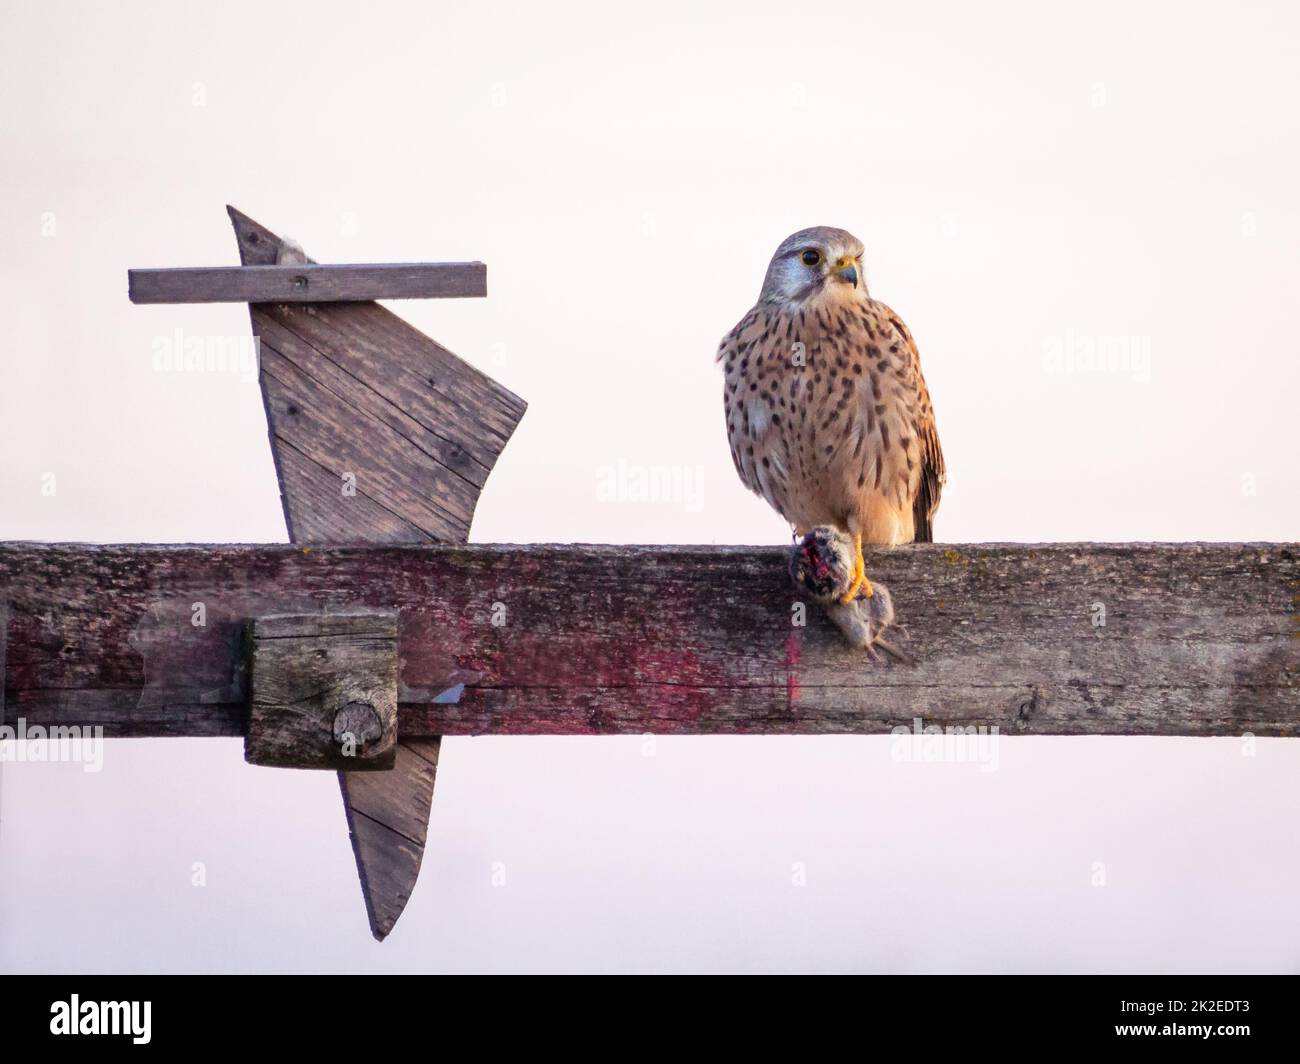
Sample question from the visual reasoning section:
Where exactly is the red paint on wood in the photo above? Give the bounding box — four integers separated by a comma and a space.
785, 629, 802, 711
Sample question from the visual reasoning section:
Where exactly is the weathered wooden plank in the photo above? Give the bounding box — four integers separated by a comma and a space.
253, 311, 489, 488
266, 441, 438, 545
246, 610, 400, 770
259, 345, 474, 538
256, 297, 524, 464
222, 206, 518, 939
127, 262, 487, 304
228, 209, 447, 942
1, 542, 1294, 738
339, 737, 441, 938
338, 737, 441, 844
227, 208, 525, 546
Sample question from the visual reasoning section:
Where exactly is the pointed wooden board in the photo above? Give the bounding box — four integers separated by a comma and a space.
228, 205, 525, 938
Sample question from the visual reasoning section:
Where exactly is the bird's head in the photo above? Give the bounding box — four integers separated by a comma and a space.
758, 227, 866, 306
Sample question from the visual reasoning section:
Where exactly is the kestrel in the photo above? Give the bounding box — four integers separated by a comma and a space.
720, 227, 944, 604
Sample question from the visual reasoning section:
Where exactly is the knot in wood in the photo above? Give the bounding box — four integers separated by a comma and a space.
334, 700, 383, 749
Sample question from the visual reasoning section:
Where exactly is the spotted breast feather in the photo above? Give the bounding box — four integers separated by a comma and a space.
720, 297, 943, 546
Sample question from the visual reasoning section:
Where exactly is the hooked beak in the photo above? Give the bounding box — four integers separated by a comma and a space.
833, 256, 859, 288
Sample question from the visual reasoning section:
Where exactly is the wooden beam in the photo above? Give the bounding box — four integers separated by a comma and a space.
2, 542, 1294, 738
223, 205, 520, 938
127, 262, 487, 304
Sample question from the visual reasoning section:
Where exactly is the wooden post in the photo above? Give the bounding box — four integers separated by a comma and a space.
226, 207, 526, 938
245, 610, 400, 770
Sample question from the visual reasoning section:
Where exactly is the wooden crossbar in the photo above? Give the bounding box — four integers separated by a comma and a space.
1, 541, 1294, 739
127, 262, 487, 304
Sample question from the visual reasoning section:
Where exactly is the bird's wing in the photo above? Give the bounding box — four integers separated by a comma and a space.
719, 310, 792, 519
879, 305, 945, 543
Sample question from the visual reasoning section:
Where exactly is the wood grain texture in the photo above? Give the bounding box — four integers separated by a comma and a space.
2, 541, 1294, 737
222, 206, 520, 939
127, 262, 487, 304
226, 207, 525, 545
246, 610, 399, 770
339, 736, 440, 939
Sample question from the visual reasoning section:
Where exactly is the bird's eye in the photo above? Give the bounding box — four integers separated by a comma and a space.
800, 249, 821, 266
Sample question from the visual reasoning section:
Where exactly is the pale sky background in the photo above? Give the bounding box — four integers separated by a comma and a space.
1, 0, 1297, 973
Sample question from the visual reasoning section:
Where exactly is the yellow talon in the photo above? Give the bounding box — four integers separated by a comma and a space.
839, 533, 874, 603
